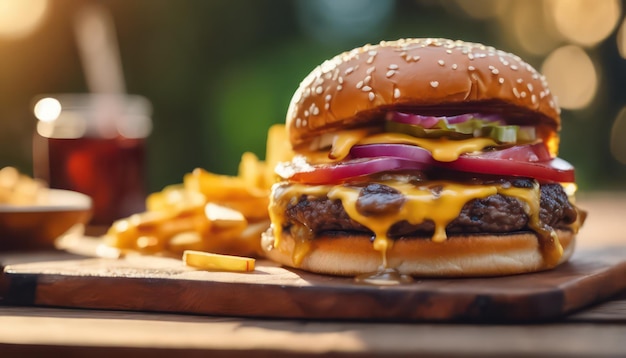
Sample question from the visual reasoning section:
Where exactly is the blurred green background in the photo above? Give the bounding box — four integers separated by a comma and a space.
1, 0, 625, 193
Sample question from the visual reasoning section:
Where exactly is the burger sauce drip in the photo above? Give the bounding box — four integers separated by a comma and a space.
499, 182, 563, 267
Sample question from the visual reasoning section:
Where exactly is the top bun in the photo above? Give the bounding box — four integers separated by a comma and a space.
286, 38, 560, 148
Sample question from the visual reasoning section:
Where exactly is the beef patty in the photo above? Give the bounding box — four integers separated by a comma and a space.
282, 179, 578, 239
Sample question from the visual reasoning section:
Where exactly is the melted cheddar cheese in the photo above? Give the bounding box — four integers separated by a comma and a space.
305, 130, 498, 163
357, 133, 497, 162
268, 180, 566, 269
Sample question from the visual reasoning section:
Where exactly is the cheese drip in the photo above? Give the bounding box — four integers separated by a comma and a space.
328, 182, 497, 267
268, 180, 567, 270
268, 184, 330, 265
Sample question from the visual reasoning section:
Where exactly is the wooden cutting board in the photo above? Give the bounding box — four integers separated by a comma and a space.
1, 245, 626, 322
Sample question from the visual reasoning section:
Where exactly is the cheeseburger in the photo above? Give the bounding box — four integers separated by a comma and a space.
262, 38, 585, 278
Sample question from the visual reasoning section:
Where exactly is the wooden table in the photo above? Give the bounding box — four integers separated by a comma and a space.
0, 192, 625, 357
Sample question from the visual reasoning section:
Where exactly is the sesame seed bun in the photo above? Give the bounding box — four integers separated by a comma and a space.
262, 229, 576, 277
286, 38, 560, 149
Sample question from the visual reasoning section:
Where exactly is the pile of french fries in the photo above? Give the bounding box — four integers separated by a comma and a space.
104, 124, 293, 261
0, 166, 48, 205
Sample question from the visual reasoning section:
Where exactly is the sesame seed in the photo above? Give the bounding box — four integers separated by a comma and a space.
356, 81, 364, 89
498, 77, 504, 84
468, 65, 475, 71
304, 110, 310, 117
366, 67, 376, 75
512, 87, 520, 98
386, 70, 396, 78
549, 100, 555, 108
345, 67, 355, 75
312, 106, 320, 116
539, 91, 545, 99
315, 86, 323, 95
520, 91, 527, 98
324, 103, 330, 110
527, 83, 534, 92
531, 94, 537, 104
338, 77, 344, 84
388, 64, 399, 70
325, 94, 332, 102
412, 55, 420, 61
446, 49, 452, 54
510, 65, 519, 71
302, 119, 308, 126
368, 92, 375, 101
451, 64, 458, 70
362, 85, 372, 92
394, 88, 401, 99
296, 118, 302, 128
516, 78, 524, 84
468, 53, 475, 60
368, 50, 377, 56
438, 60, 445, 66
336, 85, 343, 91
364, 75, 371, 84
491, 68, 499, 75
430, 81, 439, 88
366, 56, 374, 64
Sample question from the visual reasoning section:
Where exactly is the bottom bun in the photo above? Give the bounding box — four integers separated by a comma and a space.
261, 230, 576, 277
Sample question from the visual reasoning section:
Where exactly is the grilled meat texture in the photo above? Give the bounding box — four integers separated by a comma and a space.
282, 180, 578, 239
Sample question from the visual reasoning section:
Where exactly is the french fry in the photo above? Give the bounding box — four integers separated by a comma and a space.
146, 184, 206, 214
0, 166, 47, 205
238, 152, 266, 190
167, 231, 205, 253
0, 166, 20, 189
204, 203, 247, 229
183, 250, 255, 272
106, 209, 211, 253
184, 168, 266, 200
105, 124, 284, 258
263, 124, 294, 189
209, 197, 269, 221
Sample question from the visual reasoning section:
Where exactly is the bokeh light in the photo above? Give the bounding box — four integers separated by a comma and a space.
541, 45, 597, 110
33, 97, 61, 122
610, 107, 626, 165
0, 0, 49, 39
549, 0, 621, 47
501, 1, 563, 56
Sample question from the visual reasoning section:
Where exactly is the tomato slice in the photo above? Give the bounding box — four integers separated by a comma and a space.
441, 156, 575, 183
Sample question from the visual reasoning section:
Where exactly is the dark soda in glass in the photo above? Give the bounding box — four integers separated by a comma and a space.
33, 94, 152, 226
